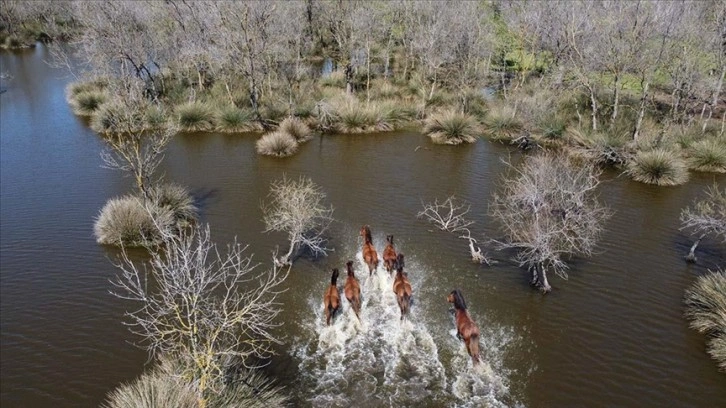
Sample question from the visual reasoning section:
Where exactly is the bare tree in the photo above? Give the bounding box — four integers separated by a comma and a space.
680, 184, 726, 263
262, 175, 334, 266
110, 224, 289, 407
418, 196, 492, 265
99, 89, 175, 200
490, 153, 611, 292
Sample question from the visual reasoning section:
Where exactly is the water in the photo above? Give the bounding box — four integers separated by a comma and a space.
2, 45, 725, 408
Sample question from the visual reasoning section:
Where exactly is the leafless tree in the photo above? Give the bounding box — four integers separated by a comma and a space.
418, 196, 492, 265
490, 153, 611, 292
99, 88, 175, 200
262, 175, 334, 267
110, 224, 289, 407
680, 184, 726, 263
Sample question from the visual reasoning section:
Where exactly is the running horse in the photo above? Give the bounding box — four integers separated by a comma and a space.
382, 235, 397, 275
360, 225, 379, 276
344, 261, 362, 320
323, 269, 341, 326
446, 289, 481, 365
392, 254, 412, 320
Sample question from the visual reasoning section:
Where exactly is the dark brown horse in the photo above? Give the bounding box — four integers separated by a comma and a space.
382, 235, 397, 275
392, 254, 412, 320
344, 261, 361, 320
323, 269, 340, 326
447, 289, 481, 365
360, 225, 379, 276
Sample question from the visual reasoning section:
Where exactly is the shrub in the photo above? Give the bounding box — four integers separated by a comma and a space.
687, 139, 726, 173
625, 148, 689, 186
684, 269, 726, 371
147, 183, 198, 224
279, 116, 312, 142
216, 106, 256, 133
482, 105, 523, 142
537, 114, 567, 142
90, 101, 146, 134
256, 131, 298, 157
102, 361, 197, 408
175, 102, 215, 132
373, 100, 417, 131
70, 91, 107, 116
94, 195, 174, 247
423, 110, 479, 145
336, 102, 376, 133
144, 106, 167, 130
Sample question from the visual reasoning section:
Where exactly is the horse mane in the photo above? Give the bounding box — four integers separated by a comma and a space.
387, 235, 394, 245
363, 225, 372, 244
395, 253, 405, 272
451, 289, 467, 310
346, 261, 354, 275
331, 268, 339, 285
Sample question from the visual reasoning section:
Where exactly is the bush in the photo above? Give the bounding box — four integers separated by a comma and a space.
423, 110, 479, 145
625, 148, 689, 186
537, 114, 567, 142
90, 101, 146, 134
687, 139, 726, 173
102, 361, 198, 408
336, 101, 376, 133
256, 131, 298, 157
482, 105, 523, 142
373, 101, 416, 132
147, 183, 198, 224
144, 106, 167, 130
279, 116, 312, 142
684, 270, 726, 371
70, 91, 107, 116
94, 195, 174, 247
175, 102, 215, 132
216, 106, 256, 133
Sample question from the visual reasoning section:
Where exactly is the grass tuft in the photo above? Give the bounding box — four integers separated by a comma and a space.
93, 195, 174, 247
175, 102, 215, 132
279, 116, 313, 142
216, 106, 257, 133
423, 110, 479, 145
687, 139, 726, 173
625, 148, 689, 186
256, 130, 298, 157
482, 105, 523, 142
70, 91, 107, 116
684, 269, 726, 371
148, 183, 198, 224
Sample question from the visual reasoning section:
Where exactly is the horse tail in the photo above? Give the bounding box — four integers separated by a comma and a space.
353, 296, 361, 320
400, 292, 410, 320
468, 333, 481, 365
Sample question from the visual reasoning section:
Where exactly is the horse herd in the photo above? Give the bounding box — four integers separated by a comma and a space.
322, 225, 481, 365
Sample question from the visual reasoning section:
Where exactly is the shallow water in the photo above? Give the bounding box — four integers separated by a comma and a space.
1, 45, 725, 407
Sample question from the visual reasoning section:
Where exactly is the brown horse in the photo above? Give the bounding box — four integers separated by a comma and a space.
392, 254, 412, 320
323, 269, 340, 326
447, 289, 481, 365
344, 261, 361, 320
382, 235, 397, 275
360, 225, 379, 276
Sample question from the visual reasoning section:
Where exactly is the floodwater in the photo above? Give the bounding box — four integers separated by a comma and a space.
1, 45, 725, 407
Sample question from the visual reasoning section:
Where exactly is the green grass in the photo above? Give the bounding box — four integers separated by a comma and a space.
684, 269, 726, 372
216, 106, 257, 132
71, 91, 107, 116
482, 105, 523, 142
256, 130, 299, 157
175, 102, 215, 132
423, 110, 479, 145
687, 139, 726, 173
144, 105, 167, 129
336, 102, 376, 133
625, 148, 689, 186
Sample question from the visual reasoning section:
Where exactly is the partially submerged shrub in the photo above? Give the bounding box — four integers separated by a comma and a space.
687, 139, 726, 173
90, 101, 145, 134
625, 148, 689, 186
175, 102, 215, 132
103, 360, 197, 408
94, 195, 174, 247
216, 106, 256, 133
256, 130, 298, 157
279, 116, 312, 142
70, 91, 107, 116
147, 183, 198, 224
482, 105, 523, 142
423, 110, 479, 145
684, 269, 726, 371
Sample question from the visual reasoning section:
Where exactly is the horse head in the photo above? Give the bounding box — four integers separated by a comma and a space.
386, 235, 394, 245
346, 261, 354, 276
447, 289, 467, 310
331, 268, 339, 285
395, 253, 405, 272
360, 225, 372, 244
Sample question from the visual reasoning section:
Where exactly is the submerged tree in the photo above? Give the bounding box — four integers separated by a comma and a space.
490, 152, 611, 292
262, 175, 334, 266
110, 224, 288, 407
680, 183, 726, 263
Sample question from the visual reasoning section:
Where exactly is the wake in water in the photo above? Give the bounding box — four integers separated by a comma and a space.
291, 235, 523, 407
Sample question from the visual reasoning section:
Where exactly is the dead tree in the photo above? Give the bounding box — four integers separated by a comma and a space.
680, 184, 726, 263
418, 196, 493, 265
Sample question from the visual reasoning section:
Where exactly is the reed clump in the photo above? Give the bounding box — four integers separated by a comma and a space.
684, 269, 726, 371
256, 130, 298, 157
625, 148, 689, 186
423, 110, 480, 145
175, 102, 215, 132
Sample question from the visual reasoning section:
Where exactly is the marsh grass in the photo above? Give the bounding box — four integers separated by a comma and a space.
103, 361, 197, 408
687, 139, 726, 173
175, 102, 215, 132
256, 130, 298, 157
423, 110, 479, 145
335, 101, 377, 133
684, 270, 726, 371
482, 105, 523, 142
216, 106, 258, 132
147, 183, 198, 224
93, 195, 174, 247
279, 116, 313, 142
71, 90, 107, 116
625, 148, 689, 186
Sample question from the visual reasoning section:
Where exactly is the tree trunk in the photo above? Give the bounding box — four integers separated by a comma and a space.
685, 234, 705, 263
703, 66, 725, 132
345, 63, 353, 95
366, 39, 371, 104
633, 80, 650, 141
588, 85, 598, 131
611, 72, 620, 125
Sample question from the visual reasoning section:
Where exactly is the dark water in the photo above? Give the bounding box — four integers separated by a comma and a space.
2, 45, 725, 407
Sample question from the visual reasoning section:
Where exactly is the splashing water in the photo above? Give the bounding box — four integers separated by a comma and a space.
291, 238, 524, 408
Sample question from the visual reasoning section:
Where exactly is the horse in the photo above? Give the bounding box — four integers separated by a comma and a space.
344, 261, 361, 320
323, 269, 340, 326
446, 289, 481, 365
392, 254, 412, 320
382, 235, 397, 275
360, 225, 379, 276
